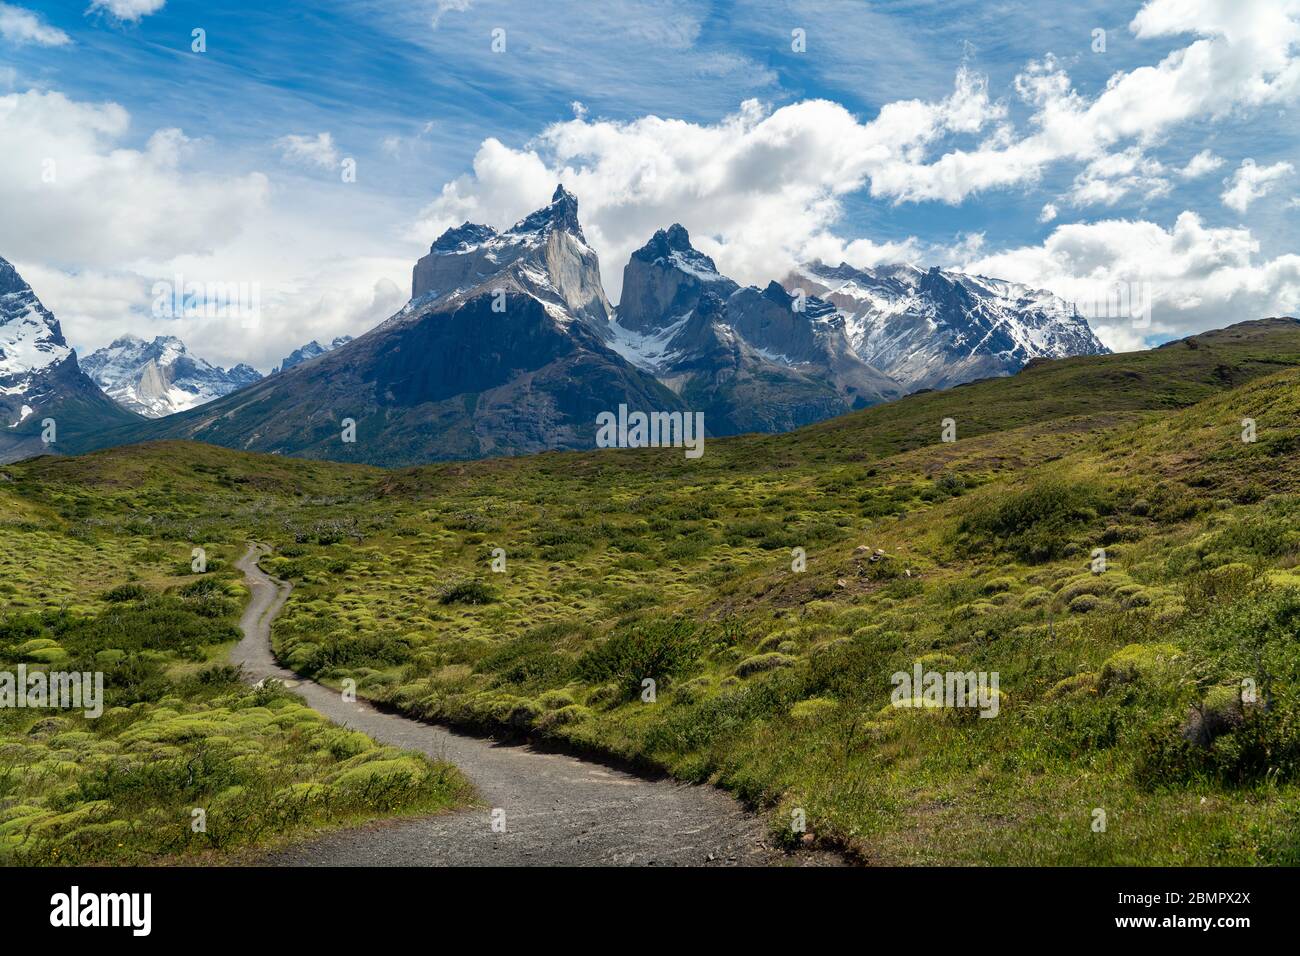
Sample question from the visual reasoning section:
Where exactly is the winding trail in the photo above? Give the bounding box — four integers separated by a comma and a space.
232, 543, 832, 866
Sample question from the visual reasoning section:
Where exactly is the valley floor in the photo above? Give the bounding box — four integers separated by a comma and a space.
234, 544, 830, 866
3, 319, 1300, 865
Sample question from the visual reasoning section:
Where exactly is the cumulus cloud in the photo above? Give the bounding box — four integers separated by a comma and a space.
860, 0, 1300, 204
1179, 149, 1225, 179
1038, 203, 1059, 223
274, 132, 340, 171
0, 88, 409, 372
1068, 148, 1169, 207
87, 0, 165, 23
0, 3, 70, 46
963, 212, 1300, 352
0, 89, 269, 268
414, 0, 1300, 298
412, 69, 1001, 300
1221, 158, 1294, 213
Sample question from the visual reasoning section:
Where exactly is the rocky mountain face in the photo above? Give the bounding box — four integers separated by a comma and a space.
0, 256, 141, 463
609, 225, 902, 430
91, 188, 681, 466
787, 261, 1109, 391
82, 335, 262, 418
410, 185, 612, 330
276, 336, 354, 373
81, 189, 1109, 467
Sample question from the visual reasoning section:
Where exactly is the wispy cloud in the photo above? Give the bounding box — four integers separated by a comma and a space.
87, 0, 166, 23
274, 132, 341, 171
1222, 158, 1294, 213
0, 3, 71, 46
431, 0, 472, 28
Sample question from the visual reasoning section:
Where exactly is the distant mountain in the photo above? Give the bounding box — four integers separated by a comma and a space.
78, 189, 1112, 467
82, 335, 262, 418
88, 187, 682, 466
611, 225, 903, 429
787, 261, 1108, 391
0, 256, 141, 464
276, 336, 353, 373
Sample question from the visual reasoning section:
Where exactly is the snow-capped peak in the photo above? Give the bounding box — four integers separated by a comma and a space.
82, 334, 262, 418
790, 260, 1108, 391
409, 185, 610, 329
1, 256, 73, 383
506, 184, 586, 242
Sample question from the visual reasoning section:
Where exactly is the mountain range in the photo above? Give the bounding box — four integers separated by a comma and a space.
275, 336, 354, 373
0, 256, 141, 464
81, 335, 262, 418
0, 188, 1108, 466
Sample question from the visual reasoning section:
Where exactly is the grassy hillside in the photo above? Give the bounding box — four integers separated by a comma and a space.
5, 317, 1300, 864
0, 484, 472, 865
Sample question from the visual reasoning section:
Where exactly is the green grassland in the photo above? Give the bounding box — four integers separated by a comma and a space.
0, 505, 472, 865
4, 317, 1300, 864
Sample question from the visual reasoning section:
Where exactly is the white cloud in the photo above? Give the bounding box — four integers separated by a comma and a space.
1221, 158, 1294, 213
963, 212, 1300, 351
274, 132, 340, 171
414, 0, 1300, 298
1038, 203, 1058, 223
0, 88, 413, 372
1068, 148, 1169, 207
1179, 149, 1225, 179
853, 0, 1300, 205
0, 89, 269, 268
411, 74, 999, 300
430, 0, 471, 28
0, 3, 70, 46
87, 0, 165, 23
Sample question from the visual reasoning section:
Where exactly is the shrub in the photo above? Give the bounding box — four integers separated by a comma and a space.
476, 638, 573, 689
735, 652, 797, 677
438, 580, 497, 605
956, 478, 1113, 563
577, 618, 705, 700
1097, 643, 1182, 694
101, 583, 148, 603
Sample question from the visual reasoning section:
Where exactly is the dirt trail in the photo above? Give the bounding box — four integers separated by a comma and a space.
232, 543, 833, 866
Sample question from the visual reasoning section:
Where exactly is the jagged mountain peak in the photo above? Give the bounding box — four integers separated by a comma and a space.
1, 257, 72, 380
506, 183, 586, 242
276, 335, 353, 373
1, 257, 138, 461
430, 222, 498, 255
0, 255, 34, 296
617, 225, 737, 335
410, 185, 610, 328
630, 223, 727, 281
635, 223, 693, 257
82, 333, 263, 418
792, 259, 1108, 391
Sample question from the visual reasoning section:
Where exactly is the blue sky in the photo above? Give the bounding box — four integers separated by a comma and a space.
2, 0, 1298, 367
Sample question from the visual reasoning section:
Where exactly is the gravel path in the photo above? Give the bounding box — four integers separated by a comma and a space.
232, 543, 836, 866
